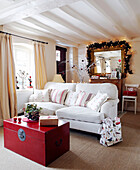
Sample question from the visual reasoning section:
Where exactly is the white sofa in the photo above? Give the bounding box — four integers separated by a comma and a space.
25, 82, 119, 134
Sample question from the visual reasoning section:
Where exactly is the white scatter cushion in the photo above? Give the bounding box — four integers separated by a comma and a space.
50, 89, 68, 104
29, 89, 50, 102
65, 91, 79, 106
34, 93, 43, 102
29, 94, 35, 102
87, 91, 109, 112
75, 91, 94, 107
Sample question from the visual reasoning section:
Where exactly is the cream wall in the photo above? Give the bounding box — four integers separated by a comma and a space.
125, 39, 140, 111
66, 47, 73, 83
66, 47, 72, 82
45, 40, 56, 81
78, 45, 89, 83
66, 45, 90, 83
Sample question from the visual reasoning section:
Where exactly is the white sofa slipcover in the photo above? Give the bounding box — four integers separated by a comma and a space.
56, 106, 104, 124
25, 82, 119, 134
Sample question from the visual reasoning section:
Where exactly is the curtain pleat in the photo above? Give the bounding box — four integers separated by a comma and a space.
34, 43, 47, 89
0, 34, 17, 125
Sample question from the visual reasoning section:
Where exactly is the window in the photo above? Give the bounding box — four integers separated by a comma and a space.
96, 57, 101, 73
56, 50, 60, 61
106, 60, 111, 73
13, 43, 34, 88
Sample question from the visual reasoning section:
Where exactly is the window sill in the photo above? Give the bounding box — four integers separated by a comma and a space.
16, 88, 34, 92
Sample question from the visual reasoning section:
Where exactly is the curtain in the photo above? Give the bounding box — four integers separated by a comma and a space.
0, 34, 17, 125
34, 42, 47, 89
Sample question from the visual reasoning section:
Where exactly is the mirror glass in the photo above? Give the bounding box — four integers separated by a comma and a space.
94, 50, 122, 73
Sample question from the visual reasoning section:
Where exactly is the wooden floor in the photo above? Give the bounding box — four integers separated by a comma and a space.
0, 112, 140, 170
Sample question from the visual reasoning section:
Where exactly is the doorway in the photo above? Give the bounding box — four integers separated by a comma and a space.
56, 46, 67, 82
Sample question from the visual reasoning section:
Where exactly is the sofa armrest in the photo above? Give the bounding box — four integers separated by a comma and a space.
100, 99, 119, 119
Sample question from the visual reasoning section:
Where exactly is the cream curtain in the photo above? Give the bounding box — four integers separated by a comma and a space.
0, 34, 17, 125
34, 42, 47, 89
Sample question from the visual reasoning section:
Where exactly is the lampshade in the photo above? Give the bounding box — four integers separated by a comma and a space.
52, 74, 64, 83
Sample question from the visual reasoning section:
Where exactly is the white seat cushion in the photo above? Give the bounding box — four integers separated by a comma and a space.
25, 102, 67, 115
56, 106, 104, 124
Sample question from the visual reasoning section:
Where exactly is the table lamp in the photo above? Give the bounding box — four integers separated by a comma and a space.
52, 74, 64, 83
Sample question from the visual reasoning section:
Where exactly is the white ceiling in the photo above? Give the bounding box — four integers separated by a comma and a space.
1, 0, 140, 46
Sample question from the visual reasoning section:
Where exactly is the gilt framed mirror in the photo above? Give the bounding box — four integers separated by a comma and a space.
90, 48, 125, 77
87, 40, 133, 78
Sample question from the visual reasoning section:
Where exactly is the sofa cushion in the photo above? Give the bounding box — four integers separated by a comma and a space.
56, 106, 104, 124
29, 89, 50, 102
25, 102, 67, 115
75, 91, 94, 107
50, 89, 68, 104
87, 91, 108, 112
65, 90, 79, 106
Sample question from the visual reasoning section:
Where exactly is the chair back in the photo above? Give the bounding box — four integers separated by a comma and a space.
125, 84, 139, 91
123, 84, 139, 96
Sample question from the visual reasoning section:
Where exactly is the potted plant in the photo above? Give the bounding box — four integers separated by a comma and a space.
25, 103, 42, 121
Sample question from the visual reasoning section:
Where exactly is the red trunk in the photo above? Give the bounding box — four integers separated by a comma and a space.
4, 119, 69, 166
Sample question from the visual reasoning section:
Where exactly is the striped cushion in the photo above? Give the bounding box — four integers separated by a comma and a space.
65, 91, 79, 106
50, 89, 68, 104
75, 91, 94, 107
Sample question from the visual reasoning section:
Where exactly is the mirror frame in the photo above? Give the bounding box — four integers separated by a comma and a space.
90, 47, 125, 76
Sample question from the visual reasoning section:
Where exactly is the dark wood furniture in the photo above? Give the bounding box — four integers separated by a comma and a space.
4, 118, 69, 166
56, 46, 67, 82
89, 79, 124, 110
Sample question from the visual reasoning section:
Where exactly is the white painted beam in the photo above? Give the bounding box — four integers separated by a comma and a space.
118, 0, 140, 33
5, 22, 79, 47
41, 12, 98, 41
84, 0, 132, 39
60, 5, 113, 39
0, 0, 81, 25
24, 17, 86, 44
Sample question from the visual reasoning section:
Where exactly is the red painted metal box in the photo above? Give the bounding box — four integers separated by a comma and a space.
4, 118, 69, 166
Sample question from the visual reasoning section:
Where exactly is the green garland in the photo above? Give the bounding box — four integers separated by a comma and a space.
87, 40, 133, 74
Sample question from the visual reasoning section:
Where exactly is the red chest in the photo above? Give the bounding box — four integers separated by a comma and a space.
4, 119, 69, 166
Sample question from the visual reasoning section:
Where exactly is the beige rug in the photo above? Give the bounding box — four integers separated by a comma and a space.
0, 112, 140, 170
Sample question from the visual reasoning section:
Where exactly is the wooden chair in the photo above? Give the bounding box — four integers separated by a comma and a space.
122, 84, 139, 114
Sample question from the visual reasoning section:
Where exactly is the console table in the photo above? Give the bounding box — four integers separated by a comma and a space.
89, 79, 124, 110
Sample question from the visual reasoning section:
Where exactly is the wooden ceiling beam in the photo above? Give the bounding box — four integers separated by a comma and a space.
84, 0, 132, 39
60, 5, 113, 39
0, 0, 81, 25
31, 14, 88, 42
5, 22, 79, 47
41, 12, 98, 41
118, 0, 140, 33
18, 17, 85, 44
